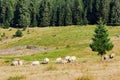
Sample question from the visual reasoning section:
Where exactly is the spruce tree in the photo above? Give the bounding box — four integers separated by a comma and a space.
29, 0, 37, 27
90, 20, 114, 59
13, 0, 30, 28
38, 0, 51, 27
64, 2, 72, 26
100, 0, 110, 24
72, 0, 83, 25
55, 7, 60, 26
108, 0, 120, 26
0, 0, 6, 26
13, 29, 23, 37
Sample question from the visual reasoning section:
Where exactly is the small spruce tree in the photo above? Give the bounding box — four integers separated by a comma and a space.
90, 20, 114, 60
14, 30, 23, 37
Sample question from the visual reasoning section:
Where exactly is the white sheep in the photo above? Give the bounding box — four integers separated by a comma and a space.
70, 56, 76, 61
11, 60, 18, 66
56, 57, 62, 63
109, 53, 115, 59
31, 61, 40, 65
61, 59, 68, 64
41, 58, 50, 64
65, 56, 72, 63
65, 56, 71, 60
103, 55, 109, 60
18, 60, 23, 66
44, 58, 49, 62
65, 56, 77, 63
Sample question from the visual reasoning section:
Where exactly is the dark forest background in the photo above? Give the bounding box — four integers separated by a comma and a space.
0, 0, 120, 28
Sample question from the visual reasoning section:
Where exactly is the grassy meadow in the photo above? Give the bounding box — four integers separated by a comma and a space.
0, 25, 120, 80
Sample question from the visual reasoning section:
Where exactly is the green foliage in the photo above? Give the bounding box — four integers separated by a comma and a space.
13, 30, 23, 37
29, 0, 37, 27
90, 20, 114, 56
38, 0, 51, 27
13, 0, 30, 28
108, 0, 120, 26
0, 0, 120, 27
8, 75, 25, 80
72, 0, 83, 25
1, 32, 6, 37
75, 76, 92, 80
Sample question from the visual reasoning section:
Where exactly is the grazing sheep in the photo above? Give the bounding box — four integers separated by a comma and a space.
18, 60, 23, 66
11, 60, 19, 66
44, 58, 49, 62
65, 56, 71, 63
61, 59, 68, 64
11, 58, 24, 66
41, 58, 49, 64
56, 57, 62, 63
65, 56, 77, 63
65, 56, 71, 60
31, 61, 40, 65
103, 55, 109, 60
109, 53, 115, 59
70, 56, 76, 61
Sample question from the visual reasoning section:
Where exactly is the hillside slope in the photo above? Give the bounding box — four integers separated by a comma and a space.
0, 25, 120, 60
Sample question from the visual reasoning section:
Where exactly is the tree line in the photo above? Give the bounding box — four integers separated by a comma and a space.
0, 0, 120, 28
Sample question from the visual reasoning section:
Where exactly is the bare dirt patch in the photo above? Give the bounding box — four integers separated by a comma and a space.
0, 45, 54, 55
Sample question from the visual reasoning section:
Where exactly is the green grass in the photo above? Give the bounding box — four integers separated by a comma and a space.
0, 26, 95, 48
0, 25, 120, 61
8, 75, 25, 80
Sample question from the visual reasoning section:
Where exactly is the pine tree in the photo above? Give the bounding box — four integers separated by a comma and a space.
72, 0, 83, 25
90, 20, 114, 59
4, 0, 14, 28
100, 0, 110, 24
13, 0, 30, 28
38, 0, 51, 27
91, 0, 101, 24
64, 2, 72, 26
0, 0, 6, 26
29, 0, 37, 27
82, 0, 93, 24
55, 6, 60, 26
108, 0, 120, 26
13, 29, 23, 37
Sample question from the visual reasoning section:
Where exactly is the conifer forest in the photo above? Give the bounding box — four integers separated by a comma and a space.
0, 0, 120, 28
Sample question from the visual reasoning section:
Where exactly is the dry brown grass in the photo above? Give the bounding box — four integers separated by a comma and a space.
0, 58, 120, 80
0, 26, 120, 80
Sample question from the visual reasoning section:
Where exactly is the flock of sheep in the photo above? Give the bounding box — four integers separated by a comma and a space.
11, 56, 77, 66
11, 53, 115, 66
103, 53, 115, 60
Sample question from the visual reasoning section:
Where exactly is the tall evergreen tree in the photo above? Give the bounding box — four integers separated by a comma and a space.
90, 20, 114, 59
4, 0, 14, 28
72, 0, 83, 25
13, 0, 30, 28
64, 1, 72, 26
108, 0, 120, 26
38, 0, 51, 27
82, 0, 93, 24
91, 0, 101, 24
55, 6, 60, 26
100, 0, 110, 24
29, 0, 37, 27
0, 0, 6, 26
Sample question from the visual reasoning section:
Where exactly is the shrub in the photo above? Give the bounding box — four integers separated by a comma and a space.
8, 75, 25, 80
75, 75, 95, 80
1, 32, 6, 37
9, 29, 12, 31
13, 30, 23, 37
